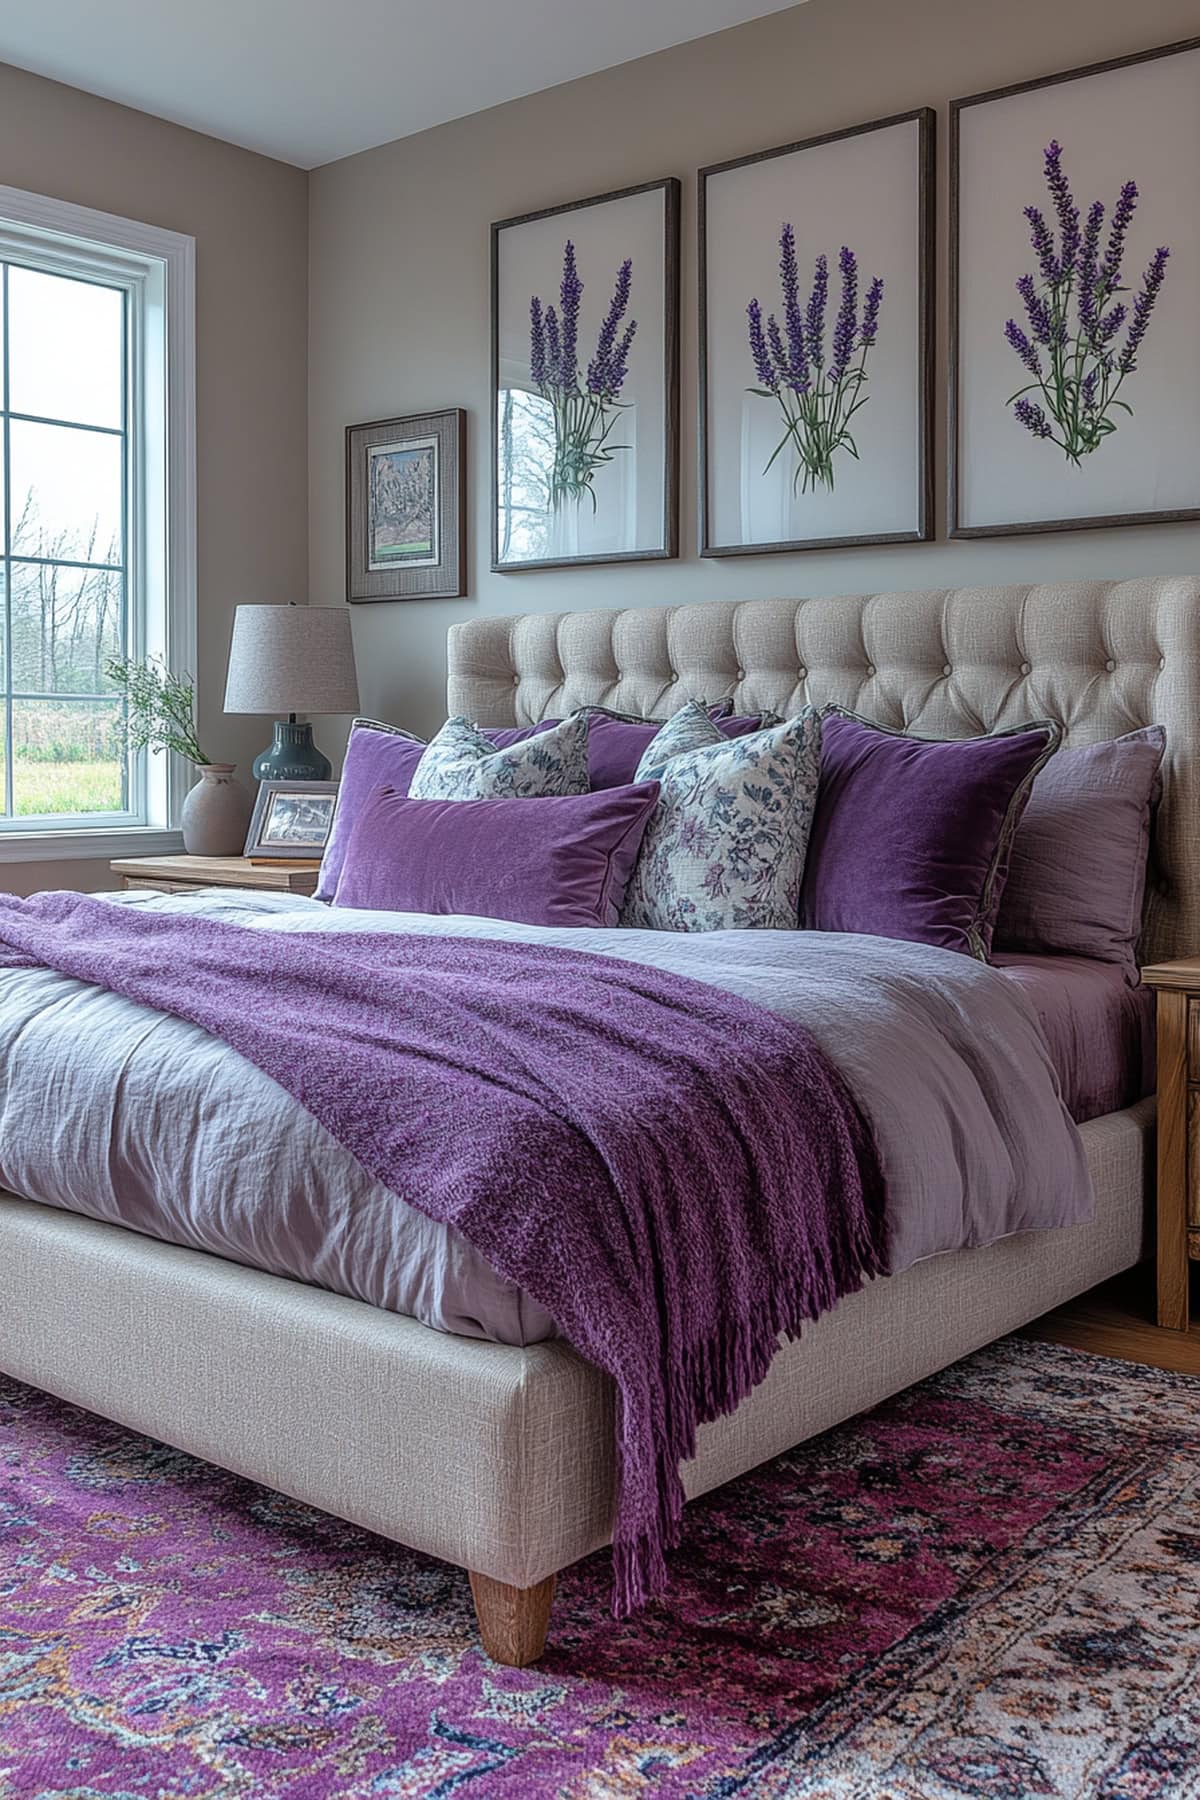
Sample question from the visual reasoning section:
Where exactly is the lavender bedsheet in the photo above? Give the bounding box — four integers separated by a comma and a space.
993, 951, 1155, 1123
0, 890, 1094, 1347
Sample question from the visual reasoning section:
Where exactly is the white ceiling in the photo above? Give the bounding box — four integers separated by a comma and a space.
0, 0, 808, 170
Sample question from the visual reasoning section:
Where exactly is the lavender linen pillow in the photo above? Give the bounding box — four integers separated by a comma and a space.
994, 724, 1165, 980
333, 782, 660, 927
800, 710, 1061, 960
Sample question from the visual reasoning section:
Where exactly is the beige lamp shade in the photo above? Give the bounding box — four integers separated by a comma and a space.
224, 604, 360, 716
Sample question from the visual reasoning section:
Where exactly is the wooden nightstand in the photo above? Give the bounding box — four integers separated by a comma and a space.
110, 854, 321, 897
1141, 955, 1200, 1331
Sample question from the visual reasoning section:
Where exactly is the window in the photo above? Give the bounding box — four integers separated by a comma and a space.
497, 383, 556, 564
0, 187, 194, 854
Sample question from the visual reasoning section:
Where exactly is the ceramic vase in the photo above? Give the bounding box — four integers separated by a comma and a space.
180, 763, 253, 857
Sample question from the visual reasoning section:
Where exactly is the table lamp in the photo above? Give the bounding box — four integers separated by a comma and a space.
224, 603, 360, 781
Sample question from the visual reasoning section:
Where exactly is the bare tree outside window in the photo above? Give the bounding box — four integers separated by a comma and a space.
1, 261, 129, 821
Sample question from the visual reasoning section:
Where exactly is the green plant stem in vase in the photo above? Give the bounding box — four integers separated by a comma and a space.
107, 656, 251, 855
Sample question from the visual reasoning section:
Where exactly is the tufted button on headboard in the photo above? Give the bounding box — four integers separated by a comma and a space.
447, 579, 1200, 964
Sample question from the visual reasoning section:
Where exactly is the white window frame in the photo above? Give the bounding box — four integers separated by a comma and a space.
0, 185, 195, 864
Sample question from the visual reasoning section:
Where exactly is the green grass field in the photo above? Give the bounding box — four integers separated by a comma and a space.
375, 539, 433, 562
4, 759, 124, 817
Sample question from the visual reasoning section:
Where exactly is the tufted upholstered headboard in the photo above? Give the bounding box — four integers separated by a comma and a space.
447, 579, 1200, 964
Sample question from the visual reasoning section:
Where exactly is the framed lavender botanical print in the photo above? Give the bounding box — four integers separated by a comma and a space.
700, 109, 934, 557
491, 178, 679, 571
951, 37, 1200, 536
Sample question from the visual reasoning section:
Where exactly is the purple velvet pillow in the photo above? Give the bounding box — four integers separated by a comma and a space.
317, 717, 565, 900
316, 720, 425, 901
993, 725, 1165, 981
318, 709, 773, 899
586, 710, 773, 790
800, 710, 1061, 960
333, 781, 660, 927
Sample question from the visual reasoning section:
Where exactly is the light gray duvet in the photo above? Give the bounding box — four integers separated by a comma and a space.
0, 888, 1094, 1345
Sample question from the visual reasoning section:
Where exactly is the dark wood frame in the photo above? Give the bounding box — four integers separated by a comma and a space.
243, 779, 339, 861
490, 177, 680, 573
346, 407, 467, 601
698, 108, 935, 558
949, 36, 1200, 539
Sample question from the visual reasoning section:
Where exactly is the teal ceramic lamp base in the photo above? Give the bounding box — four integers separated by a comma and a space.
252, 718, 332, 782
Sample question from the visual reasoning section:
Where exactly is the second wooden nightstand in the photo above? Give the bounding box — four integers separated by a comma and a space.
1141, 955, 1200, 1332
111, 854, 321, 897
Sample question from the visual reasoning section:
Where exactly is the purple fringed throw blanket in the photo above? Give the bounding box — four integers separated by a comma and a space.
0, 892, 887, 1612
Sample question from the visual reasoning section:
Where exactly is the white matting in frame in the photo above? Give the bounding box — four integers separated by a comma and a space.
700, 109, 933, 557
951, 37, 1200, 536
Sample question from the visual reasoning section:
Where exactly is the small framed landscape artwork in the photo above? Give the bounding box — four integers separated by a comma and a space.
951, 37, 1200, 536
700, 109, 934, 557
346, 408, 466, 600
244, 780, 339, 861
491, 177, 680, 571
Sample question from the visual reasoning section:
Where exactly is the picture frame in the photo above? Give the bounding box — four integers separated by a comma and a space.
491, 177, 680, 572
950, 37, 1200, 537
346, 408, 466, 601
699, 108, 934, 558
244, 779, 339, 861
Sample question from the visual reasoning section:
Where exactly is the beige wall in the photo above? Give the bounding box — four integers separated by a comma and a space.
0, 60, 308, 889
308, 0, 1200, 741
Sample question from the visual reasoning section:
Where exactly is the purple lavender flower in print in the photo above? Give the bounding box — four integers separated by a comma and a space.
1042, 141, 1080, 279
829, 246, 858, 383
528, 243, 638, 511
605, 320, 637, 398
766, 314, 790, 383
1014, 397, 1054, 439
745, 225, 884, 495
544, 306, 562, 385
1024, 206, 1060, 284
746, 299, 774, 390
805, 253, 829, 370
860, 275, 884, 348
1102, 181, 1138, 283
778, 223, 809, 388
1004, 318, 1042, 380
558, 240, 582, 392
1015, 273, 1055, 347
1119, 245, 1170, 374
529, 296, 547, 388
1095, 302, 1127, 346
586, 258, 633, 397
1076, 200, 1105, 338
1004, 140, 1169, 465
701, 862, 729, 900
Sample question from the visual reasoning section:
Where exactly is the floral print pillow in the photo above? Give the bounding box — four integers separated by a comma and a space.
621, 710, 823, 932
633, 699, 726, 783
409, 712, 590, 800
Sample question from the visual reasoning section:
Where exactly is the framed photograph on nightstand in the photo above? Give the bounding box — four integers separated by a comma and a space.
244, 780, 339, 860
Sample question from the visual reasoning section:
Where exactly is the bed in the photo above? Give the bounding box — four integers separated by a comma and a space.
1, 576, 1195, 1666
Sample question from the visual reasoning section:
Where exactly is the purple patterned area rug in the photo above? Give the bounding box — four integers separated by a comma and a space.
3, 1339, 1200, 1800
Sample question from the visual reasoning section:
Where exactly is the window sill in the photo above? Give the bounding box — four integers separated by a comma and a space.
0, 825, 185, 865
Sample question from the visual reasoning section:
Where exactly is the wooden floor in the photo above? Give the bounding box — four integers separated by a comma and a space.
1023, 1262, 1200, 1376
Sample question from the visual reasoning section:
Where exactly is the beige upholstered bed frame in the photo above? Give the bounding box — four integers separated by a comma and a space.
2, 578, 1195, 1664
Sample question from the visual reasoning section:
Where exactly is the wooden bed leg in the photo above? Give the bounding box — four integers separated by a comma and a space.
468, 1570, 556, 1666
